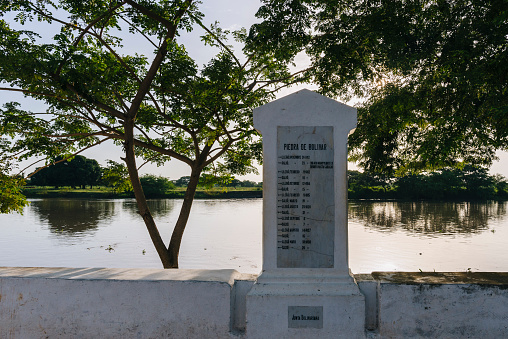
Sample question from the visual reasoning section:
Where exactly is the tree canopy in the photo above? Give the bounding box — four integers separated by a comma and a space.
30, 155, 101, 188
249, 0, 508, 175
139, 174, 175, 196
0, 0, 306, 267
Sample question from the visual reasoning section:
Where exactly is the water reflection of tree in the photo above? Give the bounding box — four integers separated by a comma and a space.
348, 201, 508, 236
31, 199, 116, 236
122, 199, 176, 219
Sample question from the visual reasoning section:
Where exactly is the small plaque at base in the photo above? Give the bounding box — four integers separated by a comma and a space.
288, 306, 323, 329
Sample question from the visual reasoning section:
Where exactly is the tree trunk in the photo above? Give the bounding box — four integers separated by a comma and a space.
123, 119, 172, 268
167, 166, 202, 268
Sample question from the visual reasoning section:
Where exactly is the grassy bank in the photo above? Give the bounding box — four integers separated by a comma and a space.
22, 186, 506, 201
22, 186, 263, 199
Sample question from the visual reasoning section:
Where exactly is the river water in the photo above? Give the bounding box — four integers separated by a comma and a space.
1, 198, 507, 274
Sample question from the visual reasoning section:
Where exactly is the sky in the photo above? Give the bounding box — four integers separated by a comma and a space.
1, 0, 507, 182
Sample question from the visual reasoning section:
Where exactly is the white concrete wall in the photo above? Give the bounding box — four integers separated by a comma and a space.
358, 272, 508, 338
0, 267, 255, 339
1, 268, 508, 338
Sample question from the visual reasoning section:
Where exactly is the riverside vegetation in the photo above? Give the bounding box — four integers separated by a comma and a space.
22, 155, 508, 201
24, 155, 262, 198
347, 165, 508, 200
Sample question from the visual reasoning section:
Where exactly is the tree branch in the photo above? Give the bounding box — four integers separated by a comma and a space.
256, 66, 314, 91
187, 12, 241, 68
0, 87, 83, 107
98, 131, 194, 166
117, 13, 158, 49
22, 136, 113, 177
55, 1, 127, 75
124, 0, 179, 30
204, 139, 235, 166
58, 79, 126, 120
126, 0, 194, 119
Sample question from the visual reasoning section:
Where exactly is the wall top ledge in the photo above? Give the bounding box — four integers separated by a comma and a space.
4, 268, 508, 286
0, 267, 257, 285
361, 271, 508, 285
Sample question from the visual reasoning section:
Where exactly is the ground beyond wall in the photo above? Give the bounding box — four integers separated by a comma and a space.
0, 267, 507, 338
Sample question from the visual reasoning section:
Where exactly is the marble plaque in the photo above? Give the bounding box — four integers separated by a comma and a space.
288, 306, 324, 329
276, 126, 334, 268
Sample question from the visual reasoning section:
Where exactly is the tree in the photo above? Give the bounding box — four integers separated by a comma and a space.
197, 173, 230, 188
0, 137, 29, 213
347, 170, 393, 199
226, 178, 241, 188
0, 1, 305, 268
140, 174, 175, 196
30, 155, 101, 188
0, 173, 27, 213
173, 176, 190, 188
101, 160, 132, 192
249, 0, 508, 175
29, 157, 67, 188
68, 155, 102, 188
493, 174, 508, 198
458, 165, 495, 199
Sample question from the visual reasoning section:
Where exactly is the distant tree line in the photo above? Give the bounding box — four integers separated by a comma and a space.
348, 165, 508, 200
28, 156, 261, 197
29, 156, 507, 200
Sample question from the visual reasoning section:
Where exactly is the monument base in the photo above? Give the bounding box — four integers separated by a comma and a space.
246, 270, 366, 339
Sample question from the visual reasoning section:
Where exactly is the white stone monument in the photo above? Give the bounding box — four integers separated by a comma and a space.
246, 89, 365, 338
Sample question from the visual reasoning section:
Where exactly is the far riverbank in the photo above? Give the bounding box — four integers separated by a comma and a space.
22, 187, 263, 199
21, 187, 508, 202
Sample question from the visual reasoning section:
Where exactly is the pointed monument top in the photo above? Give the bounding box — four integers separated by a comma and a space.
253, 89, 356, 134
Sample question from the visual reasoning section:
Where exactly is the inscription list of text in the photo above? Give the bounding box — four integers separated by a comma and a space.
276, 126, 335, 268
